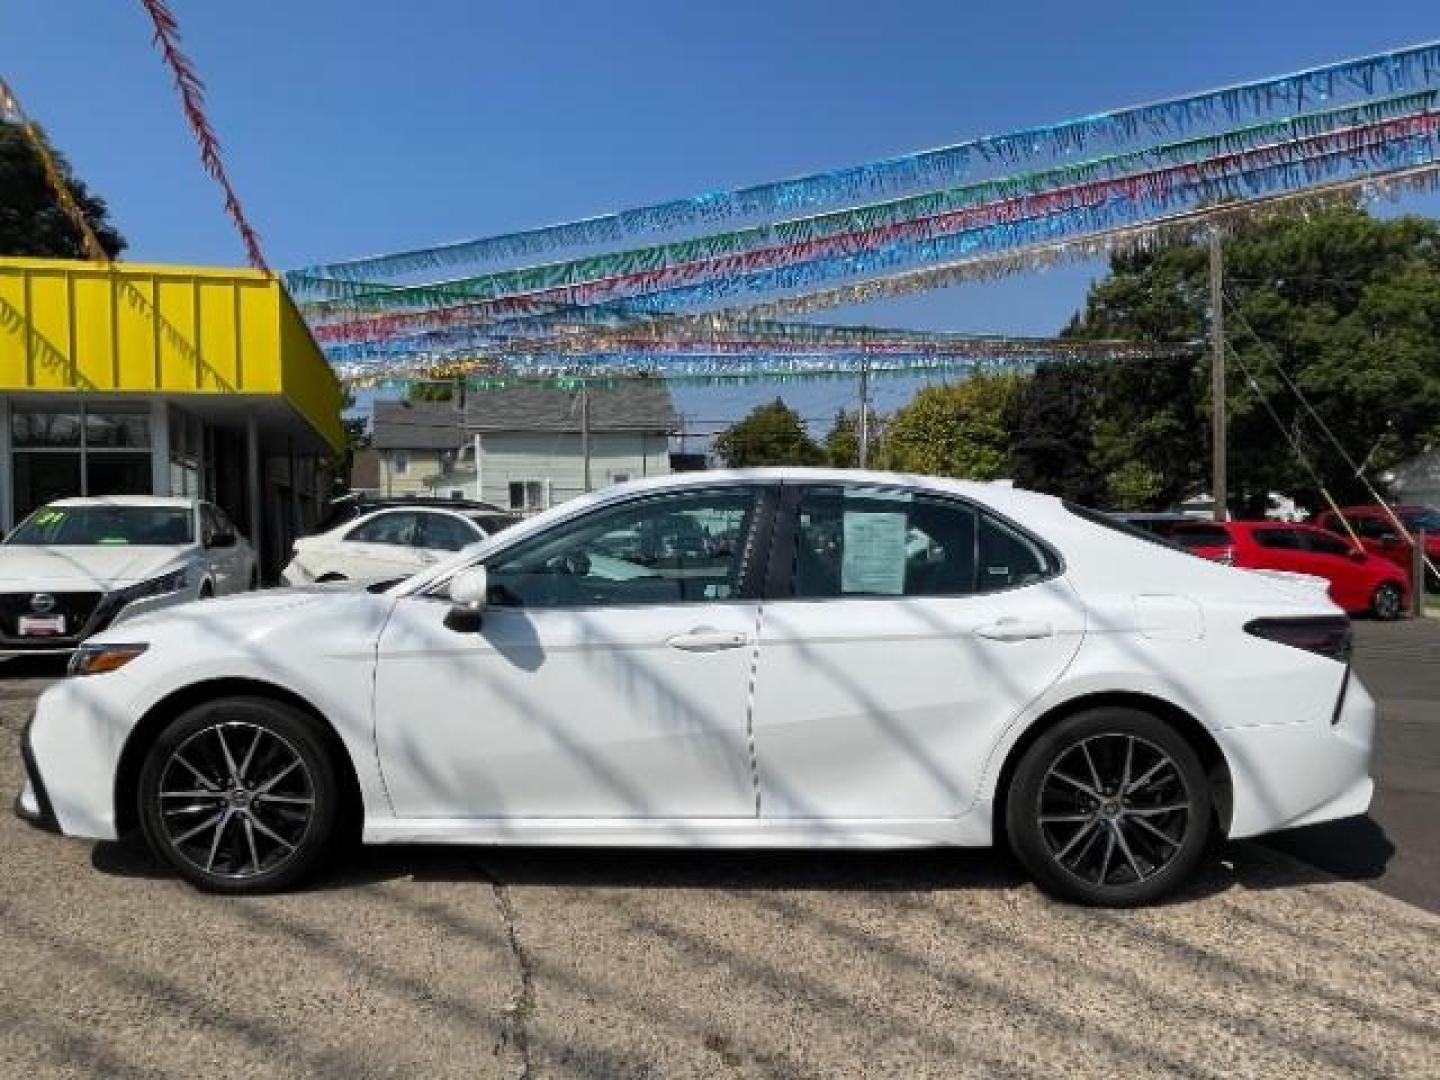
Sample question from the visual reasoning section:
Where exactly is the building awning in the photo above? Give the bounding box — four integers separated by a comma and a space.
0, 256, 343, 453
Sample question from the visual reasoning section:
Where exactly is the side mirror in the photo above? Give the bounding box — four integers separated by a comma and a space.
1349, 549, 1367, 562
444, 566, 488, 631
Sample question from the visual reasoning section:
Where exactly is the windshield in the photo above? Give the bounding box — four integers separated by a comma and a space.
1400, 509, 1440, 531
7, 504, 194, 546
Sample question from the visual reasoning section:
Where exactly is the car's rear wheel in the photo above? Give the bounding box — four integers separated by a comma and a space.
137, 697, 339, 894
1370, 582, 1404, 621
1005, 708, 1212, 907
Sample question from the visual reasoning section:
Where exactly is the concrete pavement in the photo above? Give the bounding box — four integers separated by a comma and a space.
1, 622, 1437, 1078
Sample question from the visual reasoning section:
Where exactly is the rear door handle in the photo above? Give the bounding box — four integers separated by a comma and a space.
975, 618, 1053, 642
666, 628, 749, 652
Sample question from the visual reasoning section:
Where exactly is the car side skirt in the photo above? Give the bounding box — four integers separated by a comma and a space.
362, 811, 994, 849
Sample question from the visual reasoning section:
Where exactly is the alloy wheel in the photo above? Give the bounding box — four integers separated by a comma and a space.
155, 721, 316, 880
1037, 734, 1192, 889
1372, 583, 1402, 621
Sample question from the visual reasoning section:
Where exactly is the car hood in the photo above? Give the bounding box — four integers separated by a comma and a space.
0, 545, 190, 590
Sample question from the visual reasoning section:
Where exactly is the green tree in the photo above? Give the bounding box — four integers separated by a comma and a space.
1005, 362, 1108, 503
1066, 206, 1440, 512
714, 398, 823, 467
0, 121, 126, 258
877, 372, 1024, 479
823, 407, 881, 467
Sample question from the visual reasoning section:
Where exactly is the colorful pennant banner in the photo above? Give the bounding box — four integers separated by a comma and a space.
291, 40, 1440, 285
298, 89, 1440, 316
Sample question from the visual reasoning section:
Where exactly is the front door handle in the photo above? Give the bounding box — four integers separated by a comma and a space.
666, 628, 749, 652
975, 618, 1053, 642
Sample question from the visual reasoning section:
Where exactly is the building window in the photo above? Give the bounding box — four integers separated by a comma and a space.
392, 452, 410, 476
11, 404, 152, 521
509, 480, 546, 511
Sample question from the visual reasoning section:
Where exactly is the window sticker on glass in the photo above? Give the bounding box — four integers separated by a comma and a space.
841, 511, 907, 595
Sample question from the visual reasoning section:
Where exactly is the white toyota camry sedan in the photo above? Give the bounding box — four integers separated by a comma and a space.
16, 470, 1374, 906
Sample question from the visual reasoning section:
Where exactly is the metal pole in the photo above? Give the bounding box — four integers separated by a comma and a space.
473, 433, 483, 502
580, 382, 592, 493
858, 357, 871, 469
1414, 529, 1428, 618
1209, 229, 1227, 522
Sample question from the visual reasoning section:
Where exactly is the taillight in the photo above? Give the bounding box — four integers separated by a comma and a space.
1244, 616, 1352, 662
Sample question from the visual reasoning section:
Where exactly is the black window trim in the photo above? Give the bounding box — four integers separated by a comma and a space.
764, 481, 1063, 604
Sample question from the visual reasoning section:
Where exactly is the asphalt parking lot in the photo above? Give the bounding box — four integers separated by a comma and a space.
1, 624, 1437, 1078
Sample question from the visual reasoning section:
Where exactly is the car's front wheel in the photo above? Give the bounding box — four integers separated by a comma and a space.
1005, 708, 1212, 907
137, 697, 340, 894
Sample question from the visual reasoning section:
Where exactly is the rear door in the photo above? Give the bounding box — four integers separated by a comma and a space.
748, 483, 1085, 820
338, 511, 427, 581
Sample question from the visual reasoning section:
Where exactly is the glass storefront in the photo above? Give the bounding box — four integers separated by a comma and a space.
10, 404, 153, 522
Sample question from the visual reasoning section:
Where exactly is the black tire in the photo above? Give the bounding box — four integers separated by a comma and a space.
198, 580, 214, 599
137, 696, 340, 894
1005, 707, 1213, 907
1370, 582, 1405, 621
248, 568, 261, 591
316, 572, 347, 583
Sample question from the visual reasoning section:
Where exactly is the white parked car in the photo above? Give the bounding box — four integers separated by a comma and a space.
281, 505, 520, 586
0, 496, 256, 655
18, 471, 1373, 906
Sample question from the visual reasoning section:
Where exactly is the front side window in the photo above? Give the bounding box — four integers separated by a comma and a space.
1302, 530, 1353, 556
346, 512, 420, 547
485, 488, 758, 609
1354, 517, 1396, 540
7, 504, 194, 546
789, 486, 1054, 599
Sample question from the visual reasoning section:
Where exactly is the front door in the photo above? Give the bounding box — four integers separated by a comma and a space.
373, 485, 768, 819
751, 484, 1085, 820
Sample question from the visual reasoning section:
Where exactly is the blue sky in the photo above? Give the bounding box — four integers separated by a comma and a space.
6, 1, 1439, 430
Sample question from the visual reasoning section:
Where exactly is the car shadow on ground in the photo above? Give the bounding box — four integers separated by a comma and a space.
89, 814, 1396, 907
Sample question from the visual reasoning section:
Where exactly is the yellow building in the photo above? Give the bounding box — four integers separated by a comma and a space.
0, 256, 344, 576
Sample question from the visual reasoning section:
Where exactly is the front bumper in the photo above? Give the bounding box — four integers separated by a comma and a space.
1218, 673, 1377, 838
15, 713, 60, 833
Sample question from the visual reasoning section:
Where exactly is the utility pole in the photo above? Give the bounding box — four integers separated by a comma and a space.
1208, 228, 1227, 522
580, 381, 592, 493
857, 356, 871, 469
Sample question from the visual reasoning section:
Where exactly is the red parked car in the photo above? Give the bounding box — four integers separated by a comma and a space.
1313, 504, 1440, 587
1170, 520, 1410, 620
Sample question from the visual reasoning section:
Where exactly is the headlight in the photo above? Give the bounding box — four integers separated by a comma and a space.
89, 568, 191, 632
69, 643, 148, 676
126, 567, 190, 600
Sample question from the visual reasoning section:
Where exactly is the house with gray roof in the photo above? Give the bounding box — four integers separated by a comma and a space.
370, 383, 677, 510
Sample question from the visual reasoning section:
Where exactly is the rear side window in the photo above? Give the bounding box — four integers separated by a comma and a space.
417, 513, 480, 552
789, 487, 1055, 599
1252, 529, 1301, 550
1171, 525, 1232, 549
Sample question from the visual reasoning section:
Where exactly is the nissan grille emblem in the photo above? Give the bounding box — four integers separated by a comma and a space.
29, 593, 56, 614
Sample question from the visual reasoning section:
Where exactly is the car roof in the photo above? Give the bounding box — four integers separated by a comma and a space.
46, 495, 198, 509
